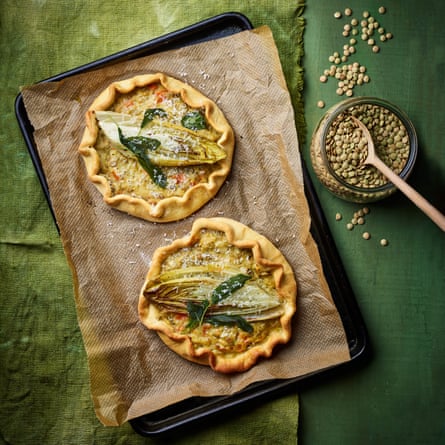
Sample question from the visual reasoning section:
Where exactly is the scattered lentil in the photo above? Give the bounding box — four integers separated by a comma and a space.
317, 100, 326, 108
380, 238, 389, 246
340, 207, 372, 232
362, 232, 371, 240
319, 7, 394, 98
378, 6, 386, 14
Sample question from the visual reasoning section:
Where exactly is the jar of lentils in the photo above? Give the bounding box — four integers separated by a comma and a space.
310, 97, 418, 203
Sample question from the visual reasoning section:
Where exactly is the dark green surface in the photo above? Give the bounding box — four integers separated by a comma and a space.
0, 1, 302, 444
1, 0, 445, 444
301, 1, 445, 443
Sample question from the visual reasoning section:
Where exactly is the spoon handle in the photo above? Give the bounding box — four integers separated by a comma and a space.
371, 156, 445, 232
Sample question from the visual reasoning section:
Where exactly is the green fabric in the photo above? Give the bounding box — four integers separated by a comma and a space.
0, 1, 303, 444
301, 1, 445, 444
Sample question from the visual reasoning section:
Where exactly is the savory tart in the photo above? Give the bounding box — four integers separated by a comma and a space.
138, 217, 297, 373
78, 73, 235, 222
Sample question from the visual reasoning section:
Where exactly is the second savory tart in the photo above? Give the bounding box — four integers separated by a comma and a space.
138, 217, 297, 373
78, 73, 235, 222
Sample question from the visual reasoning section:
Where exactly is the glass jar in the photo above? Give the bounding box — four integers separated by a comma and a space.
310, 97, 418, 203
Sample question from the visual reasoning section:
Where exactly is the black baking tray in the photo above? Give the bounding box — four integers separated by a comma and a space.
15, 12, 369, 437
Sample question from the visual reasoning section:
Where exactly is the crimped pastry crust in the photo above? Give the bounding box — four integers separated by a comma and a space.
138, 217, 297, 373
78, 73, 235, 222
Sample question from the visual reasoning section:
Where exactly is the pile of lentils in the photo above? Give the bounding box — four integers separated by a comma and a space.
325, 103, 410, 189
317, 6, 393, 107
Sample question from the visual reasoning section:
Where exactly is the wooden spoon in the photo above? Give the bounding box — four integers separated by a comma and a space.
350, 116, 445, 232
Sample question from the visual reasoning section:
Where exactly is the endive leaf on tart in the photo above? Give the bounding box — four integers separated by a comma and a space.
78, 73, 235, 223
95, 110, 227, 167
144, 266, 284, 322
138, 217, 297, 374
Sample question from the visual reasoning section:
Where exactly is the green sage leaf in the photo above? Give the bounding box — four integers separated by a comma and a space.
206, 314, 254, 333
118, 127, 167, 188
141, 108, 167, 128
181, 111, 206, 130
210, 274, 251, 305
186, 300, 209, 330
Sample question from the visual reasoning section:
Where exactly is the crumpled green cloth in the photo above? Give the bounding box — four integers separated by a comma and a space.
0, 1, 304, 444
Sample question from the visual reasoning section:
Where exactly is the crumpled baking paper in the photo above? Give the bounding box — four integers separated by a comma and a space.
21, 26, 350, 426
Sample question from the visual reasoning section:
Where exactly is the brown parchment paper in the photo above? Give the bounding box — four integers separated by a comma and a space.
21, 26, 351, 426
